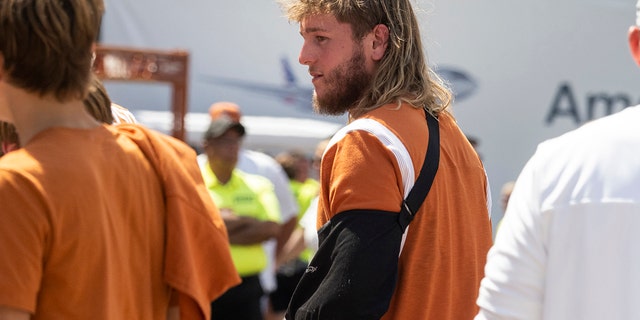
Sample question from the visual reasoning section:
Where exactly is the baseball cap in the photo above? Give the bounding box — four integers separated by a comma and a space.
209, 101, 242, 122
204, 116, 246, 141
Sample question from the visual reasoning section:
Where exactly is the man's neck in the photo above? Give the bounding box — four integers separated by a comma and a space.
209, 162, 234, 185
4, 85, 100, 146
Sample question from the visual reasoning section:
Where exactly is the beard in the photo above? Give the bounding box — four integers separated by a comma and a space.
312, 45, 372, 116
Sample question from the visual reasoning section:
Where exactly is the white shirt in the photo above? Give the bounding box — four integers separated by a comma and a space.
237, 149, 298, 292
476, 106, 640, 320
299, 196, 319, 253
110, 103, 138, 124
237, 149, 298, 221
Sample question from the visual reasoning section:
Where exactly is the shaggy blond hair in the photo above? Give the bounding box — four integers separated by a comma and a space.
0, 0, 104, 101
279, 0, 451, 117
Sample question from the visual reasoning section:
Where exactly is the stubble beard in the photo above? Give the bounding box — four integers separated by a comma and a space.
312, 45, 371, 116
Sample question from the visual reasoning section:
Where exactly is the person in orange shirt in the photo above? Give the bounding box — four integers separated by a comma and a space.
0, 0, 239, 319
279, 0, 493, 319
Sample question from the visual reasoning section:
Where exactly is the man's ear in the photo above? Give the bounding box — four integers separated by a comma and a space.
0, 53, 4, 81
1, 141, 18, 154
628, 26, 640, 67
371, 24, 389, 61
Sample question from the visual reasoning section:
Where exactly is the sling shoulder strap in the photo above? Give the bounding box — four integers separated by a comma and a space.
397, 111, 439, 230
327, 110, 440, 232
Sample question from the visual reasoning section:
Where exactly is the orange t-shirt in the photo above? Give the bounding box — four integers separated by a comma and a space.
0, 124, 238, 319
317, 104, 493, 319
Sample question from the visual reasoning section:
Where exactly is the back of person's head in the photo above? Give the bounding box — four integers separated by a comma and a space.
279, 0, 451, 116
83, 74, 113, 124
0, 0, 104, 101
276, 150, 310, 181
500, 181, 516, 213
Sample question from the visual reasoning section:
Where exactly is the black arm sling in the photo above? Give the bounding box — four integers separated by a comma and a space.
286, 111, 440, 320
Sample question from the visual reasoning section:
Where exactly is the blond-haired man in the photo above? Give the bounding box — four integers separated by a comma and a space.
280, 0, 493, 319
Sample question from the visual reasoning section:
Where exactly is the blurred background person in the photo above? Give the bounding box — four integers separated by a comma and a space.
266, 149, 321, 320
500, 181, 515, 213
197, 101, 299, 311
201, 115, 282, 320
274, 139, 330, 271
276, 150, 320, 223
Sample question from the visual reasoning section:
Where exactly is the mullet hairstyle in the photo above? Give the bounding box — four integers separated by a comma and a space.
0, 0, 104, 102
280, 0, 452, 117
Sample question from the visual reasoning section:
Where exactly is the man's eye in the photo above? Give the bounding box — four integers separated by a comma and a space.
316, 36, 328, 42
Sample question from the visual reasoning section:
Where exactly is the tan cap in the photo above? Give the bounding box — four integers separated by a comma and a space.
204, 116, 246, 141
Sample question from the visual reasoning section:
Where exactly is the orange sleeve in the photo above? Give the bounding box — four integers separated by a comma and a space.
319, 130, 405, 224
0, 168, 48, 313
117, 125, 240, 319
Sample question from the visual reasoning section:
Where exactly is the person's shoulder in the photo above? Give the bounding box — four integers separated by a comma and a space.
334, 103, 424, 149
241, 149, 278, 164
363, 102, 425, 121
114, 124, 197, 159
303, 178, 320, 188
239, 148, 285, 177
110, 103, 138, 124
0, 150, 32, 174
115, 124, 191, 147
541, 105, 640, 150
0, 150, 43, 195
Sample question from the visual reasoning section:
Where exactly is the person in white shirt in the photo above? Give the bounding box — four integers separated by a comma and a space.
475, 4, 640, 319
111, 103, 138, 124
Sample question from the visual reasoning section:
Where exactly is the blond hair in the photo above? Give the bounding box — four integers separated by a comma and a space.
0, 0, 104, 101
279, 0, 452, 117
